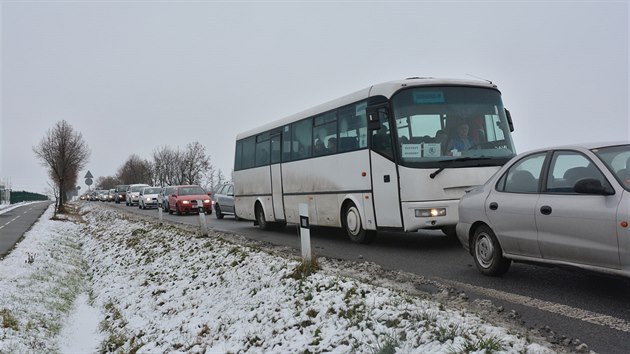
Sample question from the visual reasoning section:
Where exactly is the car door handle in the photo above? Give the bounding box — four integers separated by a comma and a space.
489, 202, 498, 210
384, 175, 390, 183
540, 205, 552, 215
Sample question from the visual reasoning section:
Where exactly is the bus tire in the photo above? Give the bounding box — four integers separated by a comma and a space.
343, 203, 376, 244
255, 203, 271, 230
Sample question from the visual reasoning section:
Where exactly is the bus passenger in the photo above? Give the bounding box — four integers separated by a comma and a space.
447, 123, 473, 152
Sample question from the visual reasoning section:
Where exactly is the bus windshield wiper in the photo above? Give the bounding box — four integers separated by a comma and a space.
429, 157, 492, 179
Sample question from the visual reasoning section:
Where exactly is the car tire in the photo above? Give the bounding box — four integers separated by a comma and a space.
343, 202, 376, 244
176, 204, 182, 215
215, 204, 224, 219
255, 203, 271, 230
472, 225, 511, 276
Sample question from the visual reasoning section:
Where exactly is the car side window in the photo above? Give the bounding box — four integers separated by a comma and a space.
545, 151, 609, 194
497, 152, 546, 193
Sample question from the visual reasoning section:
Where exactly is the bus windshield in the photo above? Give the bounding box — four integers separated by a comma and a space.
391, 86, 516, 168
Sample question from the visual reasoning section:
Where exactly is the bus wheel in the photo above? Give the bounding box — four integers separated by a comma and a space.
255, 203, 271, 230
344, 203, 375, 244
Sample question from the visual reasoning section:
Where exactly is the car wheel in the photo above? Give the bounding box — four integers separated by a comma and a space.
215, 204, 224, 219
343, 202, 376, 244
255, 203, 271, 230
472, 225, 511, 276
176, 204, 182, 215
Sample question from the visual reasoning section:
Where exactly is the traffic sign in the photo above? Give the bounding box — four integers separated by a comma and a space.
85, 178, 93, 186
84, 171, 94, 179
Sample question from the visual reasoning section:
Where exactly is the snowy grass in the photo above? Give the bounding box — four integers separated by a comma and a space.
0, 203, 557, 353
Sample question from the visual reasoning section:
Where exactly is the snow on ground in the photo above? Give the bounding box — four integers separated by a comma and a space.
0, 202, 560, 353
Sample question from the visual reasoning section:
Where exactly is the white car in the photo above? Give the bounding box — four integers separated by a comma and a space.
126, 184, 150, 206
139, 187, 161, 209
457, 142, 630, 278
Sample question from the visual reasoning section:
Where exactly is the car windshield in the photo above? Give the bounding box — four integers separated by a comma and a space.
592, 144, 630, 191
179, 187, 206, 195
131, 185, 146, 192
144, 188, 161, 194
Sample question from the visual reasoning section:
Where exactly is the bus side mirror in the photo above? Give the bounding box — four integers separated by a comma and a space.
505, 108, 514, 132
366, 106, 381, 130
367, 105, 389, 130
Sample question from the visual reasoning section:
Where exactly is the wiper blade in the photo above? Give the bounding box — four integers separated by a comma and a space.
429, 157, 492, 179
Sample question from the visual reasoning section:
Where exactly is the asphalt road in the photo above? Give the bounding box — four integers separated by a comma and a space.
108, 202, 630, 353
0, 201, 53, 257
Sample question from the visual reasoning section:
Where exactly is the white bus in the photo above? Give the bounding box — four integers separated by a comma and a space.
234, 78, 516, 243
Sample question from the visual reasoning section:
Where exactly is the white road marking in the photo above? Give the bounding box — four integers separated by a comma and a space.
444, 279, 630, 333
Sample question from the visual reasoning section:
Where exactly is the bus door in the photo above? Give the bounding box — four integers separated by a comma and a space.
368, 105, 403, 228
270, 131, 285, 220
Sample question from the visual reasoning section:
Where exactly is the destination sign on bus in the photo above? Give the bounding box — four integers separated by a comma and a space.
412, 91, 445, 104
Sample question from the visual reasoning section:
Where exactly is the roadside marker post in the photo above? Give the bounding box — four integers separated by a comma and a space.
197, 200, 208, 236
158, 203, 163, 225
298, 203, 312, 262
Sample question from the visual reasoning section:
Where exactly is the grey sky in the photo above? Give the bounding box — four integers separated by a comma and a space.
1, 0, 628, 193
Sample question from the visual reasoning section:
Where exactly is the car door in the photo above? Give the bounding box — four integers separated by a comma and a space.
485, 152, 547, 258
536, 150, 621, 269
225, 184, 235, 214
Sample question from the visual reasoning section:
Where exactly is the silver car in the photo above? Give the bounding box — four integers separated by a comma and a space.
213, 182, 237, 219
139, 187, 161, 209
457, 142, 630, 278
126, 184, 150, 206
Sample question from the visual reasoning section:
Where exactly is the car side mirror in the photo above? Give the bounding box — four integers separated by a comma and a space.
574, 178, 614, 195
207, 192, 212, 197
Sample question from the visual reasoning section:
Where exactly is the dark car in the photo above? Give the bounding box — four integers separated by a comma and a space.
114, 185, 129, 204
168, 185, 213, 215
214, 182, 237, 219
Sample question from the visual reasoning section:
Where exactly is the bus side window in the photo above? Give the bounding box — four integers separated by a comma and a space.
282, 125, 292, 162
338, 101, 367, 151
370, 108, 394, 160
292, 118, 312, 160
270, 133, 281, 164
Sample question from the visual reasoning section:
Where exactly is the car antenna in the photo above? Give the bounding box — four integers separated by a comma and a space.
465, 73, 492, 84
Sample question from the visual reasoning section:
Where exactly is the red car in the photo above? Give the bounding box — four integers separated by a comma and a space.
167, 185, 213, 215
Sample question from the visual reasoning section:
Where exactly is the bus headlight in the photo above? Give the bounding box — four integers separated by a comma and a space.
415, 208, 446, 217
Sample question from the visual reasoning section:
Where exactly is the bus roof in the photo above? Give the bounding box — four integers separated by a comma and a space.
236, 77, 499, 140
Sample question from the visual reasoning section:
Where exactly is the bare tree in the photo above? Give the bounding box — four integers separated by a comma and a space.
95, 176, 120, 190
152, 145, 182, 186
33, 120, 90, 213
116, 154, 152, 185
181, 141, 211, 185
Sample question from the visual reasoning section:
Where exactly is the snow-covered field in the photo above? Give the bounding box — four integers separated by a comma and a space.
0, 202, 562, 353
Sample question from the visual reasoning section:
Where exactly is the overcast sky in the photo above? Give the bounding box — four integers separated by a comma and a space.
1, 0, 628, 193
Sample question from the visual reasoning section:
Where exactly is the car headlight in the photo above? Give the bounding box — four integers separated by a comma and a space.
203, 199, 211, 203
182, 200, 190, 204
